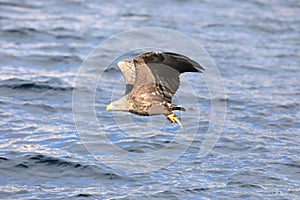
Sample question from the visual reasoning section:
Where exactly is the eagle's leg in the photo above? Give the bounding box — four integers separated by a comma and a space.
166, 113, 183, 128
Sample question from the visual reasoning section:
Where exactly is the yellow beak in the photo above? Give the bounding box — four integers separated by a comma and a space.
106, 104, 112, 111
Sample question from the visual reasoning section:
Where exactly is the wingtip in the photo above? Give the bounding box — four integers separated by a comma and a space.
192, 61, 205, 72
198, 64, 205, 72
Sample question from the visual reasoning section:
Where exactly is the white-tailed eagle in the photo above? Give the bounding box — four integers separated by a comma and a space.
106, 51, 204, 128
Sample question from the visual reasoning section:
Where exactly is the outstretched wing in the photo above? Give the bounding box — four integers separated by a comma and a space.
132, 51, 204, 99
117, 59, 135, 94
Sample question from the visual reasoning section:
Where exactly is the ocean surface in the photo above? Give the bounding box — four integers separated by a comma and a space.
1, 0, 300, 199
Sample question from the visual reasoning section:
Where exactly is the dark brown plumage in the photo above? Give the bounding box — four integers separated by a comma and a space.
106, 51, 204, 128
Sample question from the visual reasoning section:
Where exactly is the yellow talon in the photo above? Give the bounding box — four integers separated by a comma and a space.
166, 113, 183, 128
167, 113, 177, 123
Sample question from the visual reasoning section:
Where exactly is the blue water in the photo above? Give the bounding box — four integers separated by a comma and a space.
1, 0, 300, 199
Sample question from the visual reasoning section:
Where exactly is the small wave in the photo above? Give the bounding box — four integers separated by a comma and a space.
3, 28, 39, 36
25, 154, 120, 176
7, 154, 120, 178
27, 154, 81, 167
2, 27, 51, 41
0, 1, 40, 9
75, 193, 94, 198
185, 187, 210, 193
0, 157, 9, 161
0, 78, 73, 92
277, 103, 299, 109
0, 153, 126, 184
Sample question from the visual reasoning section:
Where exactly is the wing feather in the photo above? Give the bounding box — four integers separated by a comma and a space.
117, 59, 135, 94
132, 52, 204, 96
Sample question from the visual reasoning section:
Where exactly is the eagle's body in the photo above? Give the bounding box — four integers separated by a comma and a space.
106, 51, 204, 128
